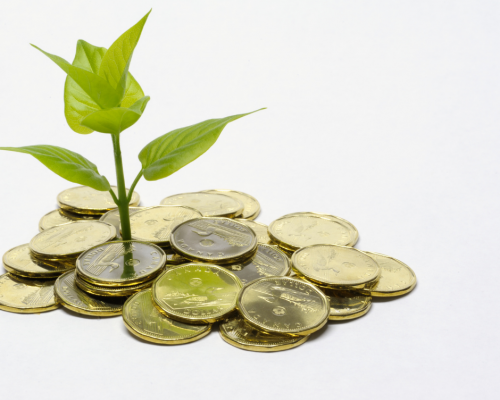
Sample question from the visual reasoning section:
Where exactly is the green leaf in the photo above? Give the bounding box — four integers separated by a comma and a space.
139, 108, 265, 181
80, 96, 150, 134
0, 145, 110, 191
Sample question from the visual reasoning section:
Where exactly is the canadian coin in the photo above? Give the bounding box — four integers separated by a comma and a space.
170, 217, 258, 264
99, 207, 145, 238
0, 273, 58, 314
74, 272, 150, 297
58, 208, 100, 220
321, 288, 372, 320
152, 263, 243, 324
38, 210, 74, 231
165, 252, 189, 265
203, 189, 260, 219
220, 316, 308, 352
237, 276, 329, 336
123, 289, 212, 344
160, 192, 243, 218
235, 219, 272, 244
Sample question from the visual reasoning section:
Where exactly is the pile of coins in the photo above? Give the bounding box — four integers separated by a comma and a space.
0, 186, 416, 351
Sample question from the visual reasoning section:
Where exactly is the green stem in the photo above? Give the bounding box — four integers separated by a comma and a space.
111, 134, 132, 241
127, 169, 143, 203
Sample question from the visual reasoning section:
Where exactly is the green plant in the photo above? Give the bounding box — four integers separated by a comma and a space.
0, 10, 263, 240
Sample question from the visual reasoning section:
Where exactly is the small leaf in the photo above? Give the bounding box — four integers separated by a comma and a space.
0, 145, 110, 191
139, 109, 264, 181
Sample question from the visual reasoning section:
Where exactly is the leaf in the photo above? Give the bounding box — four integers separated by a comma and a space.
80, 96, 150, 134
139, 108, 265, 181
0, 145, 110, 191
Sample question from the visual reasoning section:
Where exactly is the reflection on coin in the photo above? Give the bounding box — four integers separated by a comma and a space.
123, 289, 212, 344
74, 273, 150, 297
220, 316, 308, 352
235, 219, 272, 244
362, 252, 417, 297
170, 217, 258, 264
160, 192, 243, 218
321, 288, 372, 320
130, 206, 202, 246
99, 207, 145, 238
152, 263, 243, 324
55, 271, 123, 316
203, 190, 260, 219
38, 210, 74, 231
0, 273, 58, 314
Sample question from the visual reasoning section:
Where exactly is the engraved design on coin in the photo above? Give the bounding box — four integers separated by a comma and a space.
160, 192, 243, 218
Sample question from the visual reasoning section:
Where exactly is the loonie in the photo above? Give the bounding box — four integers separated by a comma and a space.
160, 192, 243, 218
235, 219, 272, 245
165, 252, 189, 265
38, 210, 74, 231
58, 208, 100, 221
123, 289, 212, 344
203, 189, 260, 220
321, 288, 372, 320
74, 272, 151, 297
99, 207, 145, 238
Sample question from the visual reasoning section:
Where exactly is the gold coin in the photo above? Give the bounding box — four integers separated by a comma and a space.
237, 276, 329, 336
29, 220, 117, 260
57, 185, 140, 215
160, 192, 243, 218
74, 272, 150, 297
165, 252, 189, 265
152, 263, 243, 324
321, 288, 372, 320
227, 244, 291, 285
58, 208, 100, 220
170, 217, 258, 264
38, 210, 74, 231
0, 273, 58, 314
99, 207, 145, 238
55, 271, 123, 316
292, 245, 380, 289
203, 189, 260, 219
129, 205, 203, 246
235, 219, 272, 244
76, 240, 166, 287
123, 289, 212, 344
269, 212, 359, 251
220, 316, 308, 352
362, 251, 417, 297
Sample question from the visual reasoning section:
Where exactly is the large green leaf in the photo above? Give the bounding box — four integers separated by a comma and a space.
0, 145, 110, 191
139, 109, 264, 181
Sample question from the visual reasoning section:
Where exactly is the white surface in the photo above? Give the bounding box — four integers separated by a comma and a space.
0, 1, 498, 399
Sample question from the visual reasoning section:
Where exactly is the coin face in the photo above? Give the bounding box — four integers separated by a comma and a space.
123, 289, 212, 344
38, 210, 74, 231
130, 206, 203, 246
76, 241, 166, 287
29, 221, 117, 259
152, 263, 243, 324
321, 288, 372, 320
220, 316, 308, 352
292, 245, 380, 288
235, 219, 272, 245
55, 271, 123, 316
74, 272, 151, 297
269, 213, 359, 251
203, 190, 260, 219
228, 244, 291, 285
363, 252, 417, 297
160, 192, 243, 218
170, 217, 258, 264
99, 207, 144, 238
0, 273, 58, 313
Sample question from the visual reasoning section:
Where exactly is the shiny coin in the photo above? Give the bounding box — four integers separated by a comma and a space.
203, 189, 260, 219
235, 219, 272, 244
38, 210, 74, 231
321, 288, 372, 320
74, 272, 151, 297
58, 208, 101, 220
99, 207, 145, 238
55, 271, 123, 316
123, 289, 211, 344
160, 192, 243, 218
152, 263, 243, 324
0, 273, 58, 314
220, 316, 308, 352
170, 217, 258, 265
237, 276, 329, 336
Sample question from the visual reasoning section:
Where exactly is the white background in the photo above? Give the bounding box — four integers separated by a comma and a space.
0, 1, 497, 399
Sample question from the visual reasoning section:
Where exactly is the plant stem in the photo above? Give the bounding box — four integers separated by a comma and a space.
111, 134, 132, 241
127, 169, 143, 203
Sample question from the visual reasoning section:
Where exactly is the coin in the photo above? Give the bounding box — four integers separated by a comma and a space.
269, 212, 359, 251
74, 272, 150, 297
362, 251, 417, 297
0, 273, 58, 314
292, 245, 380, 289
321, 288, 372, 320
58, 208, 100, 220
129, 205, 202, 246
29, 220, 117, 260
152, 263, 243, 324
99, 207, 145, 238
123, 289, 212, 344
170, 217, 258, 264
227, 244, 291, 285
160, 192, 243, 218
57, 185, 140, 215
38, 210, 74, 231
220, 316, 308, 352
203, 190, 260, 219
235, 219, 272, 245
76, 240, 166, 287
55, 271, 123, 316
237, 276, 329, 336
165, 252, 189, 265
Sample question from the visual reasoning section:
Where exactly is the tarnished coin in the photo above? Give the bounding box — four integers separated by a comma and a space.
235, 219, 272, 245
203, 190, 260, 219
269, 212, 359, 251
170, 217, 258, 264
362, 252, 417, 297
227, 244, 291, 285
123, 289, 212, 344
130, 206, 202, 246
220, 316, 308, 352
99, 207, 145, 238
0, 273, 58, 314
152, 263, 243, 324
292, 245, 380, 289
237, 276, 329, 336
321, 288, 372, 320
74, 272, 151, 297
55, 271, 123, 316
57, 185, 140, 215
38, 210, 74, 231
160, 192, 243, 218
